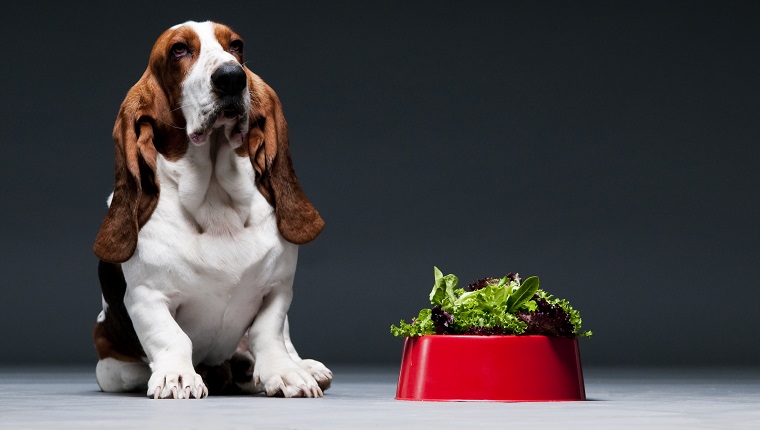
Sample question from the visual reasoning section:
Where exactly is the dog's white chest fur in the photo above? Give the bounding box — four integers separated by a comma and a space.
122, 132, 296, 366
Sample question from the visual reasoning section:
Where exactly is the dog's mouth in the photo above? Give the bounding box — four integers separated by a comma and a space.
214, 97, 246, 122
222, 108, 241, 119
189, 99, 248, 146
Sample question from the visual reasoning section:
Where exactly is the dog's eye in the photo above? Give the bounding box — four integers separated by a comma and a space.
171, 42, 189, 59
229, 40, 244, 55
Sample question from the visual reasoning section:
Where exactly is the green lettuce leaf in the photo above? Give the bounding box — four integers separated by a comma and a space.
429, 266, 458, 308
390, 308, 435, 337
506, 276, 539, 312
391, 267, 590, 338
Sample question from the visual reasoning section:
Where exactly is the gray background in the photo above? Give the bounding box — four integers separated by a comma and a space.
1, 1, 758, 368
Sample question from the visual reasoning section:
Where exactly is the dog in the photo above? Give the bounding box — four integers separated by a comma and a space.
92, 20, 332, 399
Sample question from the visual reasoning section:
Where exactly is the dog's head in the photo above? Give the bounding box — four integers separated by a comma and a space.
94, 21, 324, 263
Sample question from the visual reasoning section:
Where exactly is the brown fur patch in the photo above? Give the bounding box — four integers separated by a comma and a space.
212, 22, 245, 65
245, 72, 325, 244
93, 261, 145, 362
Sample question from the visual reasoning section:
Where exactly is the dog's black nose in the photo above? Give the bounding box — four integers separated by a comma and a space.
211, 63, 247, 96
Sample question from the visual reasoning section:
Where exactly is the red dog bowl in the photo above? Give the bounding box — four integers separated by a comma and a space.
395, 335, 585, 402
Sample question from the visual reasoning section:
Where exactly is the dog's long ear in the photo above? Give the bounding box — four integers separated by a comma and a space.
94, 72, 162, 263
246, 71, 324, 244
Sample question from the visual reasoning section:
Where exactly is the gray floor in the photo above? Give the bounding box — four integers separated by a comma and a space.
1, 366, 758, 429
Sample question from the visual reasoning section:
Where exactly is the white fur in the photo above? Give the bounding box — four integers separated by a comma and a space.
96, 358, 152, 393
181, 21, 249, 147
97, 295, 108, 322
96, 21, 331, 399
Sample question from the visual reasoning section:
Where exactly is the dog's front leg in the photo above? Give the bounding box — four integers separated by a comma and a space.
283, 316, 333, 390
248, 286, 323, 398
125, 284, 208, 399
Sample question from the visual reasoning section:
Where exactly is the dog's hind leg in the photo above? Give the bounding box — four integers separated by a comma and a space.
95, 358, 151, 393
94, 261, 152, 393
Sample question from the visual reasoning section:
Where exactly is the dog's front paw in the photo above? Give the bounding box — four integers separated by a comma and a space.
297, 359, 333, 391
147, 368, 208, 399
254, 361, 323, 398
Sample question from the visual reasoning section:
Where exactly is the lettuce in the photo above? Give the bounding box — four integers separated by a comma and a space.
390, 267, 592, 338
390, 308, 434, 337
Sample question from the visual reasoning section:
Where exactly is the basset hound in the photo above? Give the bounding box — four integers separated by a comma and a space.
92, 20, 332, 399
